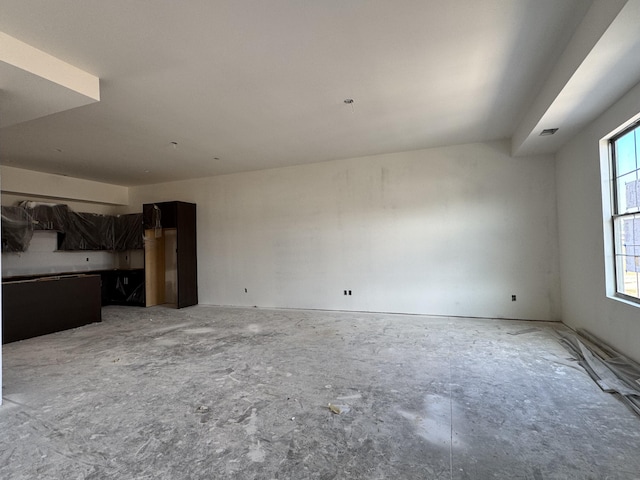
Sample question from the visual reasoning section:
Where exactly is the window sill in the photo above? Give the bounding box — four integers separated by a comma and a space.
608, 293, 640, 308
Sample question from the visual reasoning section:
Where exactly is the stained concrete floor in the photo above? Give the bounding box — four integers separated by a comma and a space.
1, 306, 639, 480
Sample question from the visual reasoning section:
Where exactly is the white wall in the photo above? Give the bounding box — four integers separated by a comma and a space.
556, 80, 640, 363
129, 140, 561, 320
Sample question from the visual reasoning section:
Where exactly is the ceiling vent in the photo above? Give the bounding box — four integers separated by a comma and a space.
540, 128, 559, 136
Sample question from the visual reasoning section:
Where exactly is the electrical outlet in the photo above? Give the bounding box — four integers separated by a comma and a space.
343, 290, 347, 295
348, 290, 352, 296
244, 288, 248, 293
511, 294, 516, 301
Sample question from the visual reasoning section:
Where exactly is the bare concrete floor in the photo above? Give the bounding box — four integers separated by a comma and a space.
1, 306, 639, 479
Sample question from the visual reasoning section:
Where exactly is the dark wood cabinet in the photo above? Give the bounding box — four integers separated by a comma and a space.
57, 212, 143, 251
101, 269, 145, 306
144, 202, 176, 230
1, 206, 33, 252
143, 201, 197, 308
3, 204, 143, 252
114, 213, 144, 250
175, 203, 198, 308
2, 274, 102, 344
58, 212, 114, 251
30, 204, 68, 231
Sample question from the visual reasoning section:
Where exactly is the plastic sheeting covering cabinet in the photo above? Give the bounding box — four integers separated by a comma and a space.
114, 214, 144, 250
58, 212, 114, 250
22, 202, 69, 231
57, 212, 143, 251
1, 206, 34, 252
0, 201, 144, 252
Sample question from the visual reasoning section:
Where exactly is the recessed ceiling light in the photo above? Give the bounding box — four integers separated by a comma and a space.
344, 98, 355, 112
540, 128, 559, 136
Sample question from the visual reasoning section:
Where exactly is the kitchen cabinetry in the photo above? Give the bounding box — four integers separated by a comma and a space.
30, 204, 68, 231
114, 213, 144, 250
101, 269, 145, 306
1, 206, 32, 252
143, 201, 197, 308
2, 274, 102, 344
58, 212, 114, 251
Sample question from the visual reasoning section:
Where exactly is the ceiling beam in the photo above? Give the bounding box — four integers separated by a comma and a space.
0, 31, 100, 129
1, 166, 129, 206
511, 0, 640, 156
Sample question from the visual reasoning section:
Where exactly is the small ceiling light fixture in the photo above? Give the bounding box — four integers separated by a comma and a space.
344, 98, 355, 113
539, 128, 559, 136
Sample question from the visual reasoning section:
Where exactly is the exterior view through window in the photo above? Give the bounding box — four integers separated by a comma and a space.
611, 121, 640, 301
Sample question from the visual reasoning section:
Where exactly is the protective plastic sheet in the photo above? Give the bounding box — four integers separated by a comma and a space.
19, 201, 69, 231
115, 274, 145, 304
559, 329, 640, 417
59, 212, 114, 250
2, 202, 143, 252
114, 214, 144, 250
1, 206, 34, 252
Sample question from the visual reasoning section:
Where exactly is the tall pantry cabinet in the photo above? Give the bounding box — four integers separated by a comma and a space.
143, 201, 198, 308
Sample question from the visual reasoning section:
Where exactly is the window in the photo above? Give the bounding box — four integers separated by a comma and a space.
611, 121, 640, 301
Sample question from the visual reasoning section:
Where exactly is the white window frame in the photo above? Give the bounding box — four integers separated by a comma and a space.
608, 119, 640, 304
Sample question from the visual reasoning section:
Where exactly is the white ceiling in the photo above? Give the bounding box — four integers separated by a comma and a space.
1, 0, 639, 187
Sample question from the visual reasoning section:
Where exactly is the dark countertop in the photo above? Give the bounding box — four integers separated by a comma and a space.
2, 268, 144, 283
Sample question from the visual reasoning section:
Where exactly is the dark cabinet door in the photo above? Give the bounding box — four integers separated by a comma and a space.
176, 202, 198, 308
58, 212, 114, 250
143, 202, 176, 229
1, 206, 33, 252
101, 270, 145, 306
31, 204, 69, 231
114, 213, 143, 250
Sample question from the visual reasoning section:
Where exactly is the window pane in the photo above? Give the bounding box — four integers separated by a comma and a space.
614, 216, 626, 253
616, 215, 640, 254
616, 171, 638, 214
637, 129, 640, 172
616, 255, 640, 297
615, 129, 637, 176
624, 217, 635, 256
614, 214, 640, 299
611, 124, 640, 301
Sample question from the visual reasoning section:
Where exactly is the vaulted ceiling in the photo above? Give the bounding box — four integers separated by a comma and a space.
1, 1, 640, 186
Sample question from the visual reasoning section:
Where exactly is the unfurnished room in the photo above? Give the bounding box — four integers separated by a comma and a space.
1, 1, 640, 479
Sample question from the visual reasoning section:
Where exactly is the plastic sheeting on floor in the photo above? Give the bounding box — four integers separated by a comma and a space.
559, 329, 640, 417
